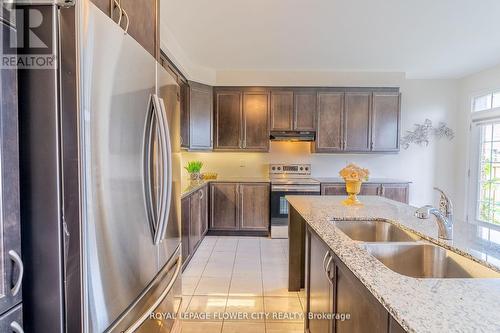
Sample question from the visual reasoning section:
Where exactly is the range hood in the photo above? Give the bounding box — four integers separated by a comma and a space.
270, 131, 316, 142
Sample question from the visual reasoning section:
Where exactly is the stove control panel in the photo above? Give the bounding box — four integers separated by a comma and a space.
269, 164, 311, 175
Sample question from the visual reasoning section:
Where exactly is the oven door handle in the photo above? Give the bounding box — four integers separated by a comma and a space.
271, 185, 320, 192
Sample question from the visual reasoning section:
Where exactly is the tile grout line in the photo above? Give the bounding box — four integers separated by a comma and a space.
220, 237, 239, 333
259, 237, 268, 333
183, 237, 218, 313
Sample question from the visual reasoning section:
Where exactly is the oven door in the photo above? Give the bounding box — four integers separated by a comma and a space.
270, 185, 320, 238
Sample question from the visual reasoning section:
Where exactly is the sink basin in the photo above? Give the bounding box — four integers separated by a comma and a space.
362, 243, 500, 278
334, 220, 420, 242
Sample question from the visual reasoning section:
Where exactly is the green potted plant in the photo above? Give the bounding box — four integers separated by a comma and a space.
184, 161, 203, 182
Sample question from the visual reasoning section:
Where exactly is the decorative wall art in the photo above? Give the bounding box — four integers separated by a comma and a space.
401, 119, 454, 149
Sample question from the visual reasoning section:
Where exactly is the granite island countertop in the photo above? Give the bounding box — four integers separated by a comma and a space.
286, 195, 500, 333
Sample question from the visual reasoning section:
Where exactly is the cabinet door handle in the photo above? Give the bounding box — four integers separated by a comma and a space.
199, 189, 204, 200
121, 8, 130, 34
10, 322, 24, 333
324, 254, 334, 284
322, 251, 329, 274
9, 250, 23, 297
111, 0, 122, 26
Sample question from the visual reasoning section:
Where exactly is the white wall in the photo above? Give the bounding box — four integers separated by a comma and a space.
182, 73, 459, 208
454, 63, 500, 220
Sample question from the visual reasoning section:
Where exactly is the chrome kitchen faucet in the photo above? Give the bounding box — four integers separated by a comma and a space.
415, 187, 454, 240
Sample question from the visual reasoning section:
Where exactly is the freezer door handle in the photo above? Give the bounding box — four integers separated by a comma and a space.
124, 254, 181, 333
8, 250, 23, 297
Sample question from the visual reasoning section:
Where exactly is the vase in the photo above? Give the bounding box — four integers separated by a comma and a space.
189, 172, 201, 183
342, 180, 363, 206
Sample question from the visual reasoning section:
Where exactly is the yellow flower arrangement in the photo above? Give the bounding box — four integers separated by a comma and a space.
339, 163, 370, 182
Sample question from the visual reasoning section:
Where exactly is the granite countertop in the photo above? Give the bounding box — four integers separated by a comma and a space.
314, 177, 411, 184
181, 177, 270, 198
286, 195, 500, 333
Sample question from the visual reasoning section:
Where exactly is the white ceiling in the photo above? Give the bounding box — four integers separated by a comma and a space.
160, 0, 500, 79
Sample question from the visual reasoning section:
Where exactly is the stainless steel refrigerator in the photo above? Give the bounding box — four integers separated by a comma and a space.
19, 1, 182, 332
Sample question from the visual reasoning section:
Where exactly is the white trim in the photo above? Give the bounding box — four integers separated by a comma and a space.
467, 105, 500, 230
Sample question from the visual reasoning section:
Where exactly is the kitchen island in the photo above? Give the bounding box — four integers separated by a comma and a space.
287, 195, 500, 333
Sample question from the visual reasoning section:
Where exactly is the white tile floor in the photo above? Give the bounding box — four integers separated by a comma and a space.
180, 236, 305, 333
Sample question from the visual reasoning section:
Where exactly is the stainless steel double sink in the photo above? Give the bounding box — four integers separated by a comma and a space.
334, 220, 500, 279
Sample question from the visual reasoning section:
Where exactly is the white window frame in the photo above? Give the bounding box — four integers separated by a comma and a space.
467, 89, 500, 232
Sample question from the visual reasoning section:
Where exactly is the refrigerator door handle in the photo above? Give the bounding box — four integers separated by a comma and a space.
144, 95, 159, 242
8, 250, 23, 297
157, 97, 173, 242
152, 95, 168, 245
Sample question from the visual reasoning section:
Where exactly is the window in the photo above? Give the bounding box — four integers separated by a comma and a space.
476, 123, 500, 225
473, 91, 500, 112
469, 90, 500, 227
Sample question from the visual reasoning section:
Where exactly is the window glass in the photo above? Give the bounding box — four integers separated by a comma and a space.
474, 94, 492, 112
493, 92, 500, 109
477, 123, 500, 225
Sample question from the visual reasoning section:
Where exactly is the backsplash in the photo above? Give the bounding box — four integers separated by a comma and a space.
181, 141, 446, 208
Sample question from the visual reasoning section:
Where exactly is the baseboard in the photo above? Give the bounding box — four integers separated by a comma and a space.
207, 230, 269, 237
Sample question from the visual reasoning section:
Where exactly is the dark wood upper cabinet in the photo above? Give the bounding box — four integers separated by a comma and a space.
120, 0, 158, 57
188, 81, 213, 150
242, 91, 270, 151
372, 92, 401, 152
90, 0, 110, 14
271, 89, 316, 132
239, 183, 270, 231
91, 0, 159, 58
344, 92, 371, 152
294, 89, 316, 131
214, 90, 242, 150
315, 91, 344, 152
271, 91, 294, 131
210, 183, 239, 230
180, 80, 190, 149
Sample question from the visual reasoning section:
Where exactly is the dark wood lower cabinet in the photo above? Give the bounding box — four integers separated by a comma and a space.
306, 227, 407, 333
210, 182, 239, 230
307, 231, 334, 333
181, 184, 209, 269
210, 182, 270, 235
335, 261, 389, 333
239, 183, 270, 231
181, 196, 191, 266
321, 182, 410, 204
